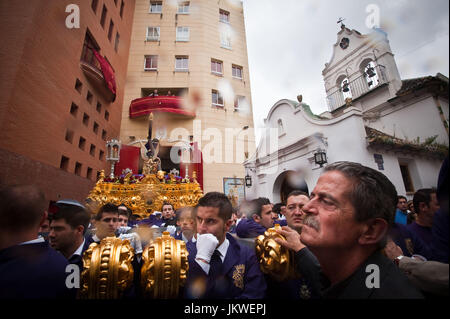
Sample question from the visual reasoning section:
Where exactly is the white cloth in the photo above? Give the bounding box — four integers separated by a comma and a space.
196, 236, 229, 275
19, 237, 45, 245
118, 232, 143, 254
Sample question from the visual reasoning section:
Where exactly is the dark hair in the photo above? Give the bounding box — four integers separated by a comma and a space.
95, 203, 119, 221
286, 190, 309, 202
258, 197, 271, 205
397, 195, 407, 202
161, 202, 174, 211
196, 192, 233, 221
51, 204, 90, 235
118, 204, 131, 217
413, 188, 437, 214
245, 197, 270, 219
0, 185, 46, 232
324, 162, 397, 225
272, 203, 283, 214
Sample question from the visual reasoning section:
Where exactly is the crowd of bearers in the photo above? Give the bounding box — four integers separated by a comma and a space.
0, 157, 447, 299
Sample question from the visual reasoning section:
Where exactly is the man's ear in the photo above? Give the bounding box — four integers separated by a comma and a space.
75, 225, 85, 236
358, 218, 388, 245
419, 202, 427, 213
224, 218, 233, 232
252, 214, 260, 223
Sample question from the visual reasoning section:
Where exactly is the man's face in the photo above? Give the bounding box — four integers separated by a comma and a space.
196, 206, 231, 244
118, 214, 128, 227
162, 205, 174, 219
397, 198, 408, 212
39, 218, 50, 233
49, 219, 81, 252
285, 195, 310, 232
300, 171, 365, 251
423, 193, 440, 218
254, 204, 275, 229
95, 212, 119, 238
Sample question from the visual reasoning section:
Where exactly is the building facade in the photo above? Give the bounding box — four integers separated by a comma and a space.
0, 0, 136, 204
245, 25, 449, 203
119, 0, 256, 193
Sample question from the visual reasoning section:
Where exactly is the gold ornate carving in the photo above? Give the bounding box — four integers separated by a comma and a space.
255, 224, 299, 282
141, 231, 189, 299
79, 237, 135, 299
86, 173, 203, 218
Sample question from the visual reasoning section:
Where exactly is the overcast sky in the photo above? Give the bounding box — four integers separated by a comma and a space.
241, 0, 449, 142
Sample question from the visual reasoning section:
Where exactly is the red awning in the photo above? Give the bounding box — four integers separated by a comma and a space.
129, 96, 195, 118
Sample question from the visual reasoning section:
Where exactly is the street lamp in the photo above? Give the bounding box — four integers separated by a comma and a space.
314, 148, 327, 168
106, 139, 121, 178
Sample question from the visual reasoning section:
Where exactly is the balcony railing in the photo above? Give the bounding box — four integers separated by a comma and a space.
326, 65, 388, 112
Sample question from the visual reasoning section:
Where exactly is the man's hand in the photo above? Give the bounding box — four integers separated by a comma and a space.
384, 240, 403, 260
274, 226, 306, 252
195, 233, 219, 264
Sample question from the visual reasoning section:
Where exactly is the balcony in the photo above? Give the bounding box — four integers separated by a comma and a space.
80, 46, 116, 102
129, 95, 195, 118
326, 65, 388, 112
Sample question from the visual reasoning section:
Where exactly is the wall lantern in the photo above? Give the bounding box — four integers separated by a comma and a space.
314, 148, 328, 168
245, 173, 252, 187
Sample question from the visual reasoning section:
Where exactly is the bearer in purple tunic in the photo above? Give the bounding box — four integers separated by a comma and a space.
185, 192, 266, 299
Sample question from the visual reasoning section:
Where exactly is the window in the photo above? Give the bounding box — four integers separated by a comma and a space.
102, 130, 107, 141
86, 90, 93, 103
220, 33, 231, 49
232, 65, 243, 79
120, 1, 125, 18
144, 55, 158, 70
234, 96, 246, 111
65, 130, 74, 143
400, 163, 415, 193
212, 90, 224, 107
70, 103, 79, 116
90, 144, 96, 156
93, 122, 99, 134
87, 167, 93, 180
99, 150, 105, 161
178, 1, 190, 14
75, 79, 82, 93
60, 156, 69, 171
150, 1, 162, 13
104, 110, 109, 121
75, 162, 82, 176
175, 56, 189, 71
91, 0, 99, 13
83, 113, 90, 126
114, 0, 118, 6
146, 27, 160, 41
108, 20, 114, 41
80, 30, 100, 68
176, 26, 189, 42
100, 5, 107, 28
79, 137, 86, 150
211, 59, 223, 75
96, 102, 102, 113
219, 9, 229, 23
114, 32, 120, 52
